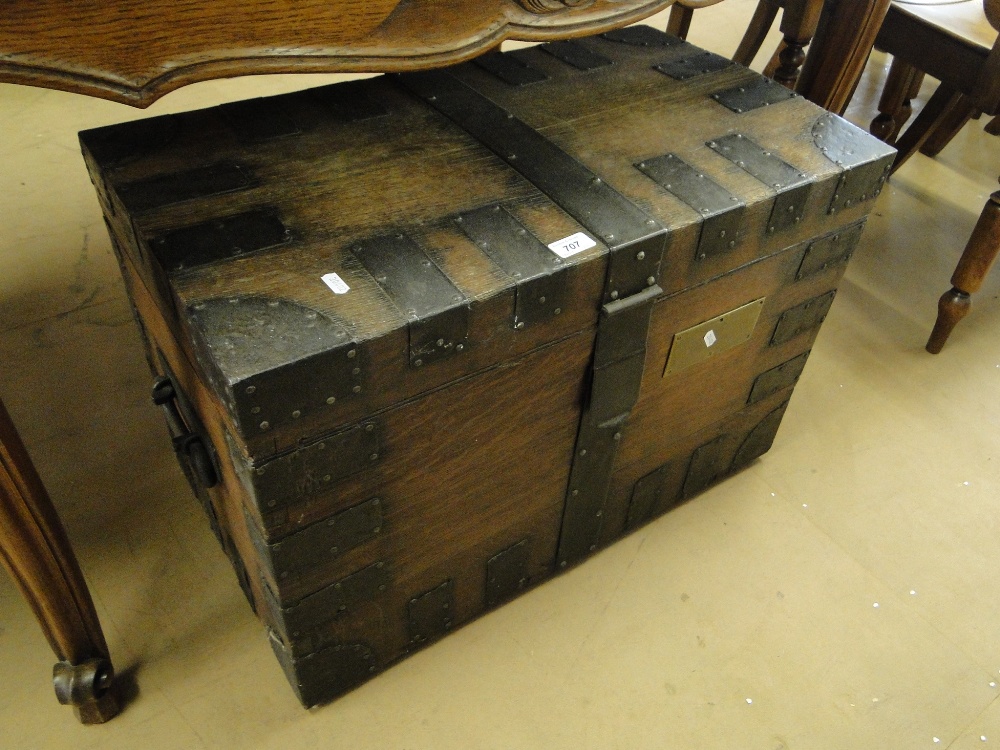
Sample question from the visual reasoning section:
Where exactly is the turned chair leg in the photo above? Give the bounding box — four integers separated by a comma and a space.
0, 399, 119, 723
666, 5, 694, 39
927, 189, 1000, 353
870, 57, 924, 143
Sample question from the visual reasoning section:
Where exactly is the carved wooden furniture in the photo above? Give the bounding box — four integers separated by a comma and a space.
0, 400, 118, 723
863, 0, 1000, 351
0, 0, 896, 722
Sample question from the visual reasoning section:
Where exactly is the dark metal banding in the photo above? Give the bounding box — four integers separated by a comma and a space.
654, 50, 732, 80
473, 51, 549, 86
455, 204, 567, 328
353, 233, 470, 366
398, 70, 665, 301
636, 153, 746, 260
115, 162, 256, 212
601, 26, 684, 47
219, 97, 302, 142
309, 80, 390, 121
710, 76, 798, 113
708, 134, 813, 233
149, 209, 292, 273
540, 40, 613, 71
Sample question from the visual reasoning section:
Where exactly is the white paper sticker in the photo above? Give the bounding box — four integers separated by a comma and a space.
321, 272, 351, 295
704, 330, 717, 347
548, 232, 597, 259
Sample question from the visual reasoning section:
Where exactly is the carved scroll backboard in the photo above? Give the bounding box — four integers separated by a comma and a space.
0, 0, 673, 106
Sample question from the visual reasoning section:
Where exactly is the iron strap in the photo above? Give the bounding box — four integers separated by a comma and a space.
708, 133, 813, 234
396, 70, 666, 302
352, 232, 470, 367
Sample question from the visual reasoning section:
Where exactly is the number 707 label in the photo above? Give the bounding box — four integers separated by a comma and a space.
547, 232, 597, 259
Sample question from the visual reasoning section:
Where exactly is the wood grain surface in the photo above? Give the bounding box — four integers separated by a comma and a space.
0, 0, 673, 106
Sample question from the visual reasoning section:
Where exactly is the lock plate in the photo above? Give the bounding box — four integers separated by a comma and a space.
664, 298, 765, 376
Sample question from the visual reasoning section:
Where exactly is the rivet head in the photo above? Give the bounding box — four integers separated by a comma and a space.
647, 276, 656, 286
353, 385, 362, 393
636, 251, 645, 261
515, 322, 525, 330
347, 349, 357, 359
538, 296, 546, 304
610, 290, 619, 300
554, 308, 562, 315
292, 410, 301, 418
370, 453, 379, 461
246, 385, 256, 395
366, 423, 375, 432
456, 344, 465, 352
613, 432, 621, 441
259, 421, 270, 431
414, 359, 423, 367
251, 406, 261, 414
579, 449, 587, 456
326, 396, 336, 405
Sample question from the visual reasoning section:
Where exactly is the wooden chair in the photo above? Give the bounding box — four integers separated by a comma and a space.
667, 0, 826, 88
865, 0, 1000, 352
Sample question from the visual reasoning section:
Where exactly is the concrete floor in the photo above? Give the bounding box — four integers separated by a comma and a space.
2, 2, 999, 748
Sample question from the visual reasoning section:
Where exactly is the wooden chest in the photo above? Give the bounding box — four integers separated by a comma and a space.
80, 28, 894, 706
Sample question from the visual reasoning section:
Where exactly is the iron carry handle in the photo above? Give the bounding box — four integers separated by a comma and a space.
151, 376, 218, 489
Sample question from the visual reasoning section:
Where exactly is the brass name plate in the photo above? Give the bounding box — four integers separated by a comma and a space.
663, 298, 765, 376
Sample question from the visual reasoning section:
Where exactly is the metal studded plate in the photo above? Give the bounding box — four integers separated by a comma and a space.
269, 633, 377, 707
626, 465, 666, 530
708, 134, 813, 234
747, 351, 810, 405
188, 296, 364, 435
242, 422, 382, 511
149, 209, 292, 273
710, 76, 798, 113
541, 40, 613, 71
219, 97, 302, 142
636, 153, 746, 260
408, 580, 454, 644
353, 233, 470, 367
556, 416, 622, 567
486, 540, 530, 608
731, 402, 790, 471
654, 50, 732, 80
252, 496, 384, 582
473, 51, 549, 86
683, 435, 729, 498
455, 204, 567, 328
265, 561, 391, 655
115, 162, 256, 213
813, 113, 895, 215
771, 291, 836, 346
602, 26, 684, 47
796, 222, 866, 280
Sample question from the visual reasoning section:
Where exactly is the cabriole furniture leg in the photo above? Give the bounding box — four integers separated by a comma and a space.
0, 398, 119, 723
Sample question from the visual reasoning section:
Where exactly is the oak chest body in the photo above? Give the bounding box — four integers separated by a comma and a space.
80, 28, 894, 706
